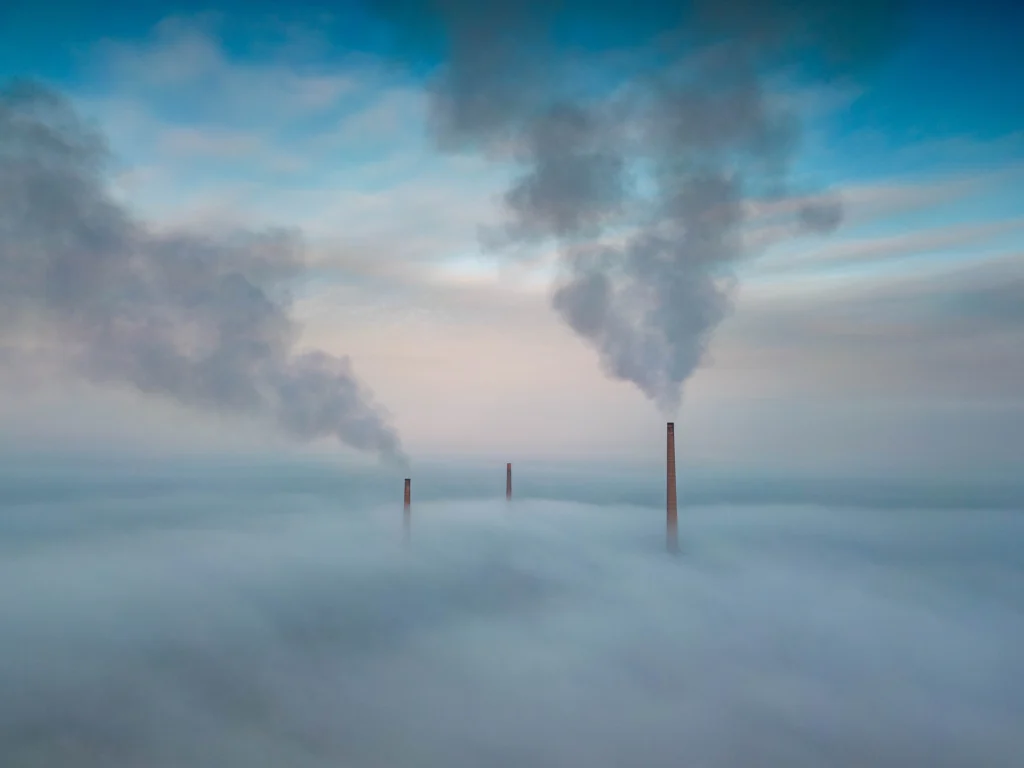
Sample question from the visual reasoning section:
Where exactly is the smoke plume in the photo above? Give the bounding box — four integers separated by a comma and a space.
371, 0, 907, 412
0, 80, 404, 463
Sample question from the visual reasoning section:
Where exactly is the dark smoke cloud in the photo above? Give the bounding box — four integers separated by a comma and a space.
798, 197, 845, 234
370, 0, 907, 412
0, 80, 404, 463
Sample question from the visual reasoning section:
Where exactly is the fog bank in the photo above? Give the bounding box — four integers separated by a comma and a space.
2, 475, 1022, 766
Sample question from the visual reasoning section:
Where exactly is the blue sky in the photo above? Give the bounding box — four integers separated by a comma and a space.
0, 0, 1022, 475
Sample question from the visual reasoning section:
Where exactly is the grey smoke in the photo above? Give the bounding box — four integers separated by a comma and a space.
371, 0, 906, 412
503, 104, 628, 243
798, 197, 845, 234
0, 80, 404, 463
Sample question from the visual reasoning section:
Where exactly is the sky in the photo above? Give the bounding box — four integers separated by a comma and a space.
0, 0, 1022, 476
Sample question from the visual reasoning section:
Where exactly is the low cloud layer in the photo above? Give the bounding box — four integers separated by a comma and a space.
2, 469, 1022, 767
0, 80, 404, 463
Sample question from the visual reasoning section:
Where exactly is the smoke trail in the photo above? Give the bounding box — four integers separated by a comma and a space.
0, 80, 405, 463
371, 0, 906, 412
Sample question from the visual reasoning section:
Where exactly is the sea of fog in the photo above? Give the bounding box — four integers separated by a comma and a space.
2, 458, 1023, 767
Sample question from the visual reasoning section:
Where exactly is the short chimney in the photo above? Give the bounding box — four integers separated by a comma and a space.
506, 463, 512, 500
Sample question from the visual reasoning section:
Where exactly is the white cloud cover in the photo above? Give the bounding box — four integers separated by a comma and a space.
2, 477, 1022, 767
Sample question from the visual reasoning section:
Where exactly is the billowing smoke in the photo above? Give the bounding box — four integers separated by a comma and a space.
371, 0, 907, 411
0, 80, 404, 463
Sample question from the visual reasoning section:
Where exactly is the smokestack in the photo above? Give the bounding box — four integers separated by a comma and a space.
403, 478, 411, 542
506, 463, 512, 500
667, 422, 678, 553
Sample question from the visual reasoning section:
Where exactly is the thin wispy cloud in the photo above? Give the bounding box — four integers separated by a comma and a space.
156, 126, 265, 160
753, 216, 1024, 275
89, 16, 363, 123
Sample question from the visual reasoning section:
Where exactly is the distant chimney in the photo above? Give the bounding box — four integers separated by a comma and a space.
404, 477, 411, 510
667, 422, 678, 553
506, 463, 512, 500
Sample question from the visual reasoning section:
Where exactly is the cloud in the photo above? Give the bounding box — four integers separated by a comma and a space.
854, 129, 1024, 176
323, 86, 428, 147
1, 483, 1021, 766
741, 165, 1019, 243
0, 80, 404, 463
713, 249, 1024, 400
68, 15, 513, 273
89, 16, 362, 125
74, 14, 432, 206
77, 109, 509, 266
156, 127, 265, 160
753, 216, 1024, 275
293, 158, 509, 252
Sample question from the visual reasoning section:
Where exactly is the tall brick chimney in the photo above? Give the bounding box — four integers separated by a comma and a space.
667, 422, 678, 552
506, 463, 512, 500
403, 478, 411, 543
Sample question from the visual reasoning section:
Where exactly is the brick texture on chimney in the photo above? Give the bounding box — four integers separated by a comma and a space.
667, 422, 678, 552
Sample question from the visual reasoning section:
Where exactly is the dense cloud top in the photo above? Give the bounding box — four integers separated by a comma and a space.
2, 469, 1022, 766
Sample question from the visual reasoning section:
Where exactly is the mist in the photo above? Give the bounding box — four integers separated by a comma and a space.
369, 0, 907, 411
2, 463, 1022, 767
0, 80, 404, 463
